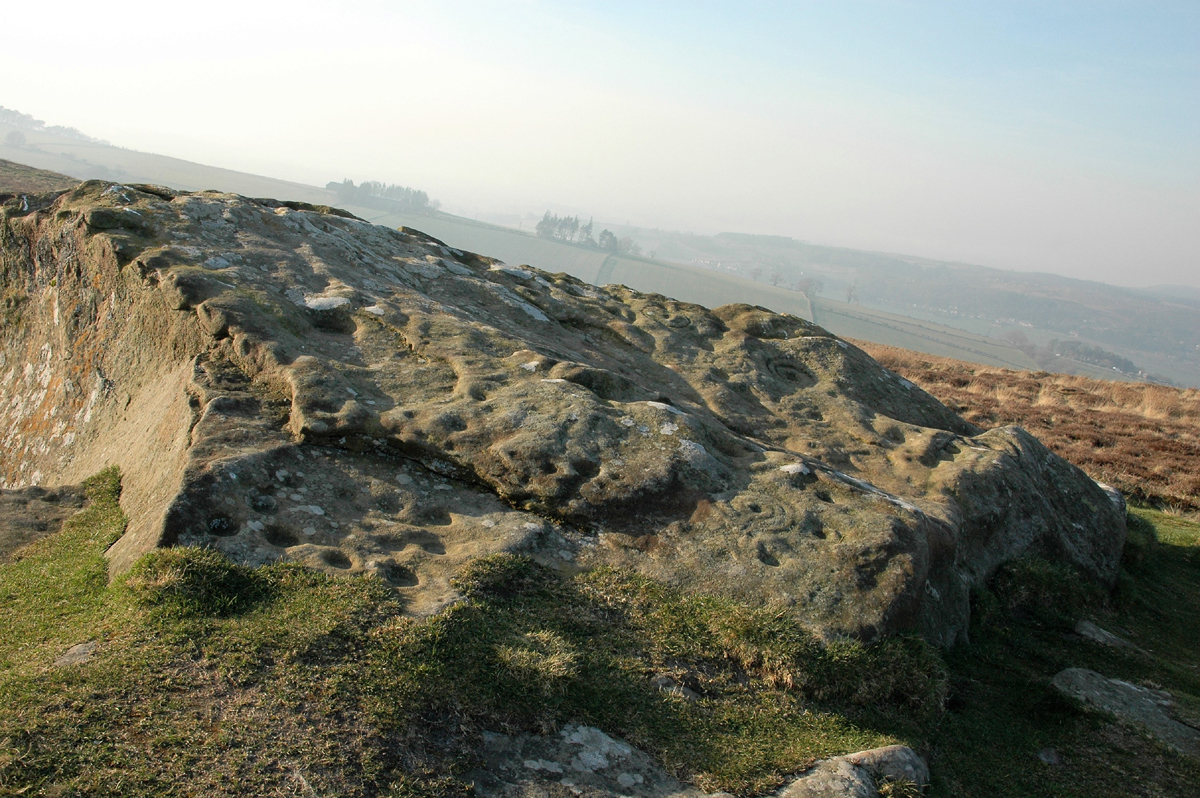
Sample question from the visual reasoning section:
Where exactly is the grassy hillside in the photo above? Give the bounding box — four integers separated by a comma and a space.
2, 468, 1199, 796
341, 204, 817, 321
861, 342, 1200, 511
0, 160, 76, 194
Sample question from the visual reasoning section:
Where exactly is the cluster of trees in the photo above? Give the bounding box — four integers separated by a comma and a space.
748, 267, 825, 298
536, 212, 591, 243
535, 212, 640, 255
793, 276, 825, 297
0, 106, 104, 144
1002, 331, 1140, 374
327, 179, 439, 212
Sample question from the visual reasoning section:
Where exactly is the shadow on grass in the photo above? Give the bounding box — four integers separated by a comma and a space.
920, 509, 1200, 797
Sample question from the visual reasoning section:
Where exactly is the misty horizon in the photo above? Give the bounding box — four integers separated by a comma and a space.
2, 2, 1197, 290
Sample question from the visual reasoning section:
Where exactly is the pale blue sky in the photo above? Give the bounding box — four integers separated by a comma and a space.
2, 1, 1197, 286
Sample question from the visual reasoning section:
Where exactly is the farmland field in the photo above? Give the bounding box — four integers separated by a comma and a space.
813, 298, 1038, 370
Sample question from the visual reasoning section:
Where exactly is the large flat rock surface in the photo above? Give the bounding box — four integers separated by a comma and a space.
0, 181, 1125, 642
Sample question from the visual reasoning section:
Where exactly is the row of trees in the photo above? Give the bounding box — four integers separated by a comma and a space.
327, 179, 439, 212
747, 267, 827, 298
535, 212, 640, 255
1002, 330, 1140, 375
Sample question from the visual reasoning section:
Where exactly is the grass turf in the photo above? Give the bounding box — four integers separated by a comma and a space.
1, 469, 1198, 796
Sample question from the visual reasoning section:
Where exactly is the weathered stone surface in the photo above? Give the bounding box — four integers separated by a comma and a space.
840, 745, 928, 786
1051, 668, 1200, 758
778, 745, 928, 798
470, 724, 710, 797
1095, 482, 1126, 515
1074, 620, 1135, 649
53, 641, 97, 667
473, 730, 926, 798
0, 180, 1126, 641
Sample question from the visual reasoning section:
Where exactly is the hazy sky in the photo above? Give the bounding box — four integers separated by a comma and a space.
3, 1, 1197, 287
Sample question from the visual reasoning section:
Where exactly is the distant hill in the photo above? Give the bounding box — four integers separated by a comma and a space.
3, 111, 1194, 385
1134, 284, 1200, 309
615, 228, 1200, 387
0, 118, 332, 204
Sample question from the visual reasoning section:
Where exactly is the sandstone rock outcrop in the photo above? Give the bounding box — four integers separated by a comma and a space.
0, 180, 1125, 642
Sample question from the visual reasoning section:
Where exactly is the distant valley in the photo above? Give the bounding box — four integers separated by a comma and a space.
4, 107, 1198, 387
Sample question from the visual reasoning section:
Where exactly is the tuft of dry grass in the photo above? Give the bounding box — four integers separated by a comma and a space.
859, 341, 1200, 510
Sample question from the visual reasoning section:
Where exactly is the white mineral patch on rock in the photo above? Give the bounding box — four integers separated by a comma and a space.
304, 295, 351, 310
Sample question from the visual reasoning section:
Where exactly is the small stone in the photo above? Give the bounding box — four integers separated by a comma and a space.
1037, 748, 1063, 766
54, 641, 97, 668
1075, 619, 1134, 649
304, 295, 351, 310
1051, 668, 1200, 758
